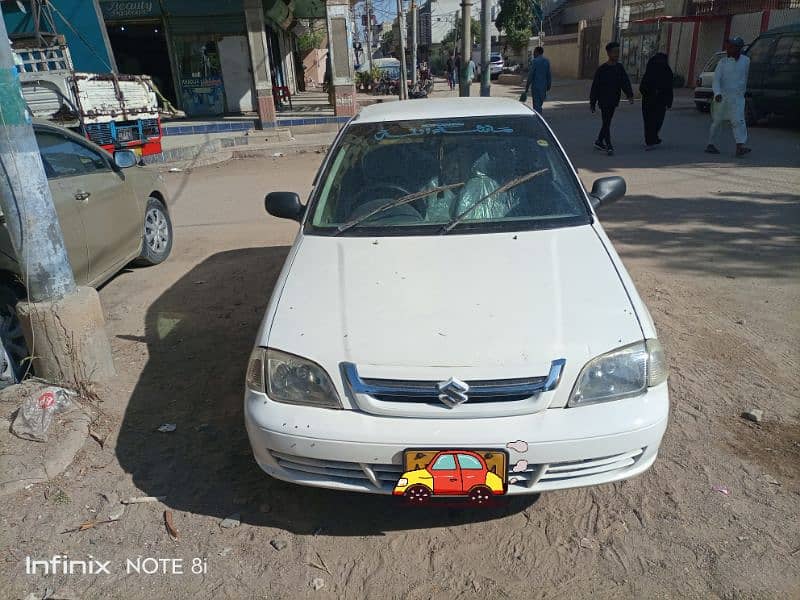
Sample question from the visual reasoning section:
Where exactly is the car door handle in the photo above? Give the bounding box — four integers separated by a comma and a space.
74, 189, 91, 201
449, 477, 458, 481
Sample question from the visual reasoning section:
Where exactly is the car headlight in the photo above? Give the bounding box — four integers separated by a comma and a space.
246, 348, 342, 409
396, 478, 408, 487
568, 339, 667, 407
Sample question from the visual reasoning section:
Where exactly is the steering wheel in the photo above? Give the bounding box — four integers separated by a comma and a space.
353, 183, 412, 205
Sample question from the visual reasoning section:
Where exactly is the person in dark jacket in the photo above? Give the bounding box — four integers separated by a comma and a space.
590, 42, 634, 156
446, 54, 455, 90
639, 52, 674, 149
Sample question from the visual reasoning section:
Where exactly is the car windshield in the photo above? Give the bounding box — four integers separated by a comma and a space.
704, 53, 724, 73
491, 53, 502, 61
306, 115, 590, 236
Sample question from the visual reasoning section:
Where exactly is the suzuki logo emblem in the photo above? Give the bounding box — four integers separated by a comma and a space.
437, 378, 469, 408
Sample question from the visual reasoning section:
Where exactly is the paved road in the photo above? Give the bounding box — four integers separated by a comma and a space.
2, 94, 797, 599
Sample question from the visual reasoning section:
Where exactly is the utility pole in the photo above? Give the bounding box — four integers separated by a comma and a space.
396, 0, 409, 99
365, 0, 374, 73
0, 24, 114, 386
479, 0, 490, 96
459, 0, 472, 96
411, 0, 418, 88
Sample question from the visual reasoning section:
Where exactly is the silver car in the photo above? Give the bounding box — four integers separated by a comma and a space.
0, 122, 173, 386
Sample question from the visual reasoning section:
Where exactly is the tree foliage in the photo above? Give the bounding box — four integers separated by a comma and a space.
441, 15, 481, 47
495, 0, 533, 51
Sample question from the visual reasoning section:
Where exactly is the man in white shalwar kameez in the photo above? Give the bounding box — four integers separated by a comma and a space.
705, 36, 751, 157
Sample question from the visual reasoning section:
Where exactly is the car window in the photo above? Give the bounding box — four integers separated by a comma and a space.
431, 454, 456, 470
746, 37, 775, 63
306, 115, 590, 236
457, 454, 483, 470
36, 131, 110, 179
703, 53, 724, 73
772, 36, 800, 64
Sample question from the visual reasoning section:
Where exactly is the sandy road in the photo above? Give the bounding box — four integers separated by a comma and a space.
1, 97, 798, 599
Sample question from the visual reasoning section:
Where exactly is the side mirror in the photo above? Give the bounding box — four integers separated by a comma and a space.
589, 176, 626, 209
265, 192, 304, 222
114, 149, 138, 169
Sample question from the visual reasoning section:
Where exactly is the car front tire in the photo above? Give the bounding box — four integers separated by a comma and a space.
0, 282, 29, 388
135, 196, 173, 266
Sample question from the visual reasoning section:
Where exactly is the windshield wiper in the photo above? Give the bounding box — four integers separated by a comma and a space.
335, 182, 465, 235
440, 168, 549, 234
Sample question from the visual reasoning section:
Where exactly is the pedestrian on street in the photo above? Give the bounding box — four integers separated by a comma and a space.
639, 52, 674, 150
460, 56, 476, 96
454, 52, 461, 87
705, 36, 751, 157
524, 46, 552, 113
446, 54, 455, 90
590, 42, 634, 156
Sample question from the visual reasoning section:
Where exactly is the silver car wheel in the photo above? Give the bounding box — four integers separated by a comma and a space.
144, 207, 170, 253
0, 304, 27, 388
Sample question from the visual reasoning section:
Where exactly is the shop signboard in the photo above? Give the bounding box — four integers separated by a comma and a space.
101, 1, 161, 20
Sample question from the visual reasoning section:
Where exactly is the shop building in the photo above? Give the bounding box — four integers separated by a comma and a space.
100, 0, 302, 119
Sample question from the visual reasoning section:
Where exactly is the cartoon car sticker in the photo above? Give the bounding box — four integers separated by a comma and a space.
393, 449, 508, 503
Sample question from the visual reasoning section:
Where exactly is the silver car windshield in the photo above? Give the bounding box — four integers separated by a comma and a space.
305, 115, 590, 236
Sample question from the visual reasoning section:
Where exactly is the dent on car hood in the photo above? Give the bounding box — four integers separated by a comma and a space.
267, 225, 643, 387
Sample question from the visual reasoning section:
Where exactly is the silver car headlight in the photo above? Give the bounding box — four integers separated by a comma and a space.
246, 348, 342, 409
568, 339, 667, 407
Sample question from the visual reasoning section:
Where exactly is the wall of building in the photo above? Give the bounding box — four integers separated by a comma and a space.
667, 21, 694, 81
769, 8, 800, 29
731, 11, 763, 43
546, 33, 580, 78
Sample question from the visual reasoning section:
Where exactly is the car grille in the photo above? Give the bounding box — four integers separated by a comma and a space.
342, 360, 566, 418
141, 118, 160, 138
85, 122, 113, 146
270, 450, 647, 493
363, 376, 547, 404
270, 451, 403, 492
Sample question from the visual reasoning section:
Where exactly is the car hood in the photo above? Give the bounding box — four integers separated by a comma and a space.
266, 225, 643, 404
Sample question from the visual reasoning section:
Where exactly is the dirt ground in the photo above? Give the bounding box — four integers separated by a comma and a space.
1, 97, 798, 599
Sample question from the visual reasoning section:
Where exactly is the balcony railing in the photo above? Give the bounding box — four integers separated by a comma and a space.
689, 0, 800, 16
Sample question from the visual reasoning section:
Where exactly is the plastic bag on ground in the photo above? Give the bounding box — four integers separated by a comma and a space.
11, 386, 75, 442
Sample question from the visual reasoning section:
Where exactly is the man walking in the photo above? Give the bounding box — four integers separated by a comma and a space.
524, 46, 552, 113
446, 53, 455, 90
590, 41, 634, 156
705, 36, 751, 157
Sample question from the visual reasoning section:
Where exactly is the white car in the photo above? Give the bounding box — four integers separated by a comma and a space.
694, 51, 726, 112
490, 52, 504, 79
245, 98, 669, 499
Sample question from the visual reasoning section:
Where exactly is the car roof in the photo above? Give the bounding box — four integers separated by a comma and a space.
354, 97, 533, 124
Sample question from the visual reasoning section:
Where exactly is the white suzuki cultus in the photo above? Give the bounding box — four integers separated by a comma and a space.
245, 98, 669, 501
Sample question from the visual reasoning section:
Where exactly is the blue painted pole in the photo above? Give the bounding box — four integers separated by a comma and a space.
0, 20, 77, 302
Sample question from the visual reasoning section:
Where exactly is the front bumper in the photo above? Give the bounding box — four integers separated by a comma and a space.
244, 382, 669, 495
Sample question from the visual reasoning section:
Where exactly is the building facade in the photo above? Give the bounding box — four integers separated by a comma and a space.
619, 0, 800, 83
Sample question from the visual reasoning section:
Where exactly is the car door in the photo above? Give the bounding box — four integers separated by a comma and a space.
34, 130, 91, 284
42, 132, 142, 284
457, 453, 486, 493
767, 35, 800, 115
429, 453, 461, 494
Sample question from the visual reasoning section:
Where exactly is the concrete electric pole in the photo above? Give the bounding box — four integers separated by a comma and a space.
365, 0, 374, 73
459, 0, 472, 96
0, 23, 115, 386
411, 0, 418, 87
396, 0, 409, 99
480, 0, 491, 96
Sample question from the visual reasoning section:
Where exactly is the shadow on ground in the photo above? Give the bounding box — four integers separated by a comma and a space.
600, 191, 799, 278
115, 246, 536, 536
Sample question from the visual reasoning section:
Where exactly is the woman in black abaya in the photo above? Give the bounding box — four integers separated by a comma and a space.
639, 53, 674, 149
